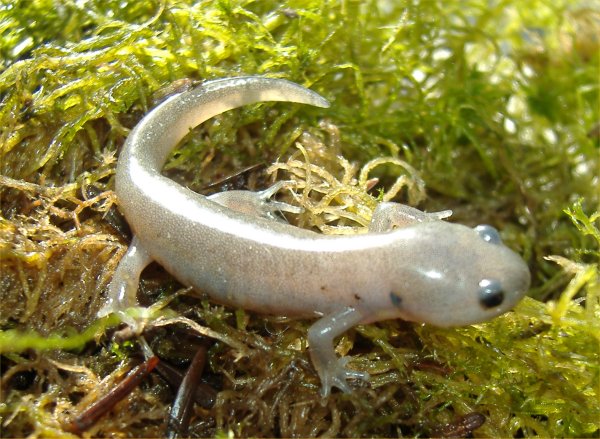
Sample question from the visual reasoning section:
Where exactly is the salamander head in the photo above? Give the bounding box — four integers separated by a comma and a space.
385, 222, 531, 327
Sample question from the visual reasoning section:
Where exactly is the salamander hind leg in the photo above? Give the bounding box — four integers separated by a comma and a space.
307, 307, 370, 397
208, 180, 302, 222
97, 236, 152, 330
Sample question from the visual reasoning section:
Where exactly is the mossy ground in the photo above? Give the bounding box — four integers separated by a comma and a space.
0, 1, 598, 437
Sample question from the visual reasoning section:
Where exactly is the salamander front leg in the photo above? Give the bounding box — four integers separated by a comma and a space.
208, 180, 302, 222
369, 201, 452, 232
307, 307, 369, 397
98, 236, 152, 330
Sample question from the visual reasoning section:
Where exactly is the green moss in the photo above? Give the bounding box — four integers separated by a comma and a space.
0, 315, 119, 352
1, 0, 598, 437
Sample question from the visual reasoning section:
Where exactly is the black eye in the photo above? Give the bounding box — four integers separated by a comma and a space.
478, 279, 505, 308
475, 225, 502, 245
390, 292, 402, 307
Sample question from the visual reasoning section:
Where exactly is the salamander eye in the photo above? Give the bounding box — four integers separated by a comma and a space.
478, 279, 505, 308
475, 225, 502, 245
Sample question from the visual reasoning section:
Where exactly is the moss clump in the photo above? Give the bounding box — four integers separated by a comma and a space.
1, 0, 598, 437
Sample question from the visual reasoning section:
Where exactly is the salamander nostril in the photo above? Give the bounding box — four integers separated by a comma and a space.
478, 278, 505, 308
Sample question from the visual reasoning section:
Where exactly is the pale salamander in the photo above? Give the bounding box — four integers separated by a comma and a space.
98, 76, 531, 397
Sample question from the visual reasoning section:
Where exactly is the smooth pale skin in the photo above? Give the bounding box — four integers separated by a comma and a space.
99, 76, 531, 397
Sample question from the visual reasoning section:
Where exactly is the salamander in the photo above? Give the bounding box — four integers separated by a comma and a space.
98, 76, 531, 397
